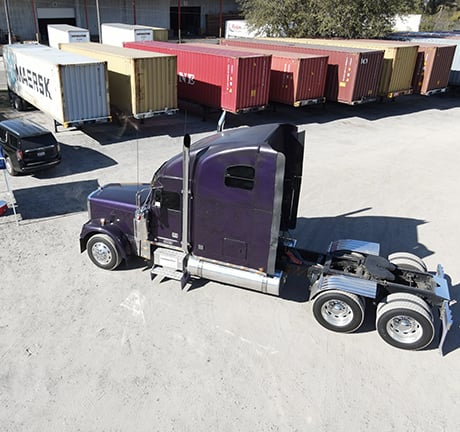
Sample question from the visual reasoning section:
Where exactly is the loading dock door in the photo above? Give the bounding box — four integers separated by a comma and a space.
170, 7, 201, 37
37, 8, 76, 43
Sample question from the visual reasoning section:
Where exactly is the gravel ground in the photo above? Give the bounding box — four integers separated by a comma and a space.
1, 92, 460, 432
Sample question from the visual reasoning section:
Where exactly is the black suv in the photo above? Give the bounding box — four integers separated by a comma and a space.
0, 119, 61, 176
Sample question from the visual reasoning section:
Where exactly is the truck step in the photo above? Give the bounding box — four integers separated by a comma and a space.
151, 265, 184, 281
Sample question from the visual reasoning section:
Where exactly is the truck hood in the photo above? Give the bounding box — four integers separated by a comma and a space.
89, 183, 150, 205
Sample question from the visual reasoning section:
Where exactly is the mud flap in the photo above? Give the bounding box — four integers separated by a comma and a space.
439, 299, 454, 355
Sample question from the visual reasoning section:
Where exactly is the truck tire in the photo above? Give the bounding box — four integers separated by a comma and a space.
13, 95, 25, 111
388, 252, 427, 272
312, 290, 365, 333
376, 292, 433, 318
376, 300, 435, 351
5, 156, 17, 176
87, 234, 122, 270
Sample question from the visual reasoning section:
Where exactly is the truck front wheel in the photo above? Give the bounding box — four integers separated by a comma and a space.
376, 300, 434, 350
312, 290, 365, 333
87, 234, 122, 270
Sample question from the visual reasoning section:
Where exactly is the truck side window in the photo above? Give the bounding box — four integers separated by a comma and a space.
224, 165, 255, 190
162, 191, 181, 211
0, 130, 6, 143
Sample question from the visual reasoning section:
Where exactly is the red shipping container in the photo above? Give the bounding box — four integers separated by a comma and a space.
188, 42, 328, 106
222, 38, 384, 105
410, 43, 456, 95
124, 41, 271, 113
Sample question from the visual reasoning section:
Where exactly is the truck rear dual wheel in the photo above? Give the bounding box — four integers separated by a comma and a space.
376, 293, 435, 351
312, 290, 365, 333
87, 234, 122, 270
388, 252, 427, 272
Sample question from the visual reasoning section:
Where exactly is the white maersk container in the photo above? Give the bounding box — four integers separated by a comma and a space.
47, 24, 90, 49
101, 23, 154, 47
3, 44, 111, 128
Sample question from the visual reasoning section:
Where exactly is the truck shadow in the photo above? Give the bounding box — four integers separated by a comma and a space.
13, 179, 100, 220
292, 211, 433, 259
33, 144, 118, 179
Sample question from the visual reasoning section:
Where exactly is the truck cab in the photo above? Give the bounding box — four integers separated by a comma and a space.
150, 123, 303, 273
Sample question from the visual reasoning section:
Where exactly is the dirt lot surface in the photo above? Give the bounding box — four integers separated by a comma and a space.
1, 92, 460, 431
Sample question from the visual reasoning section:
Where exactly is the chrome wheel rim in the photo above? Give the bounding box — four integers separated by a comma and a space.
386, 315, 423, 344
321, 299, 354, 327
91, 242, 112, 265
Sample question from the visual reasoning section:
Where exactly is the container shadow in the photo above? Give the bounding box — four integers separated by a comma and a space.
222, 92, 460, 129
80, 110, 219, 145
32, 144, 118, 179
13, 179, 100, 220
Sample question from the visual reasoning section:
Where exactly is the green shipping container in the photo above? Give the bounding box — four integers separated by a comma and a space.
59, 42, 177, 119
265, 38, 419, 98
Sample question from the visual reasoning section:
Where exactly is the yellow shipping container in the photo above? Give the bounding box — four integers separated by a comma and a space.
265, 38, 419, 98
59, 42, 177, 118
151, 27, 169, 41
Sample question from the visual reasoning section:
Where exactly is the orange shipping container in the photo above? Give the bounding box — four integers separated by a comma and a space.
410, 43, 456, 95
189, 42, 328, 106
222, 38, 384, 105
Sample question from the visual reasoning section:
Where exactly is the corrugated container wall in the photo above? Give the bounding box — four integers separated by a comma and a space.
151, 27, 169, 41
3, 44, 110, 127
222, 38, 384, 105
124, 41, 271, 113
213, 41, 328, 106
266, 38, 418, 98
411, 43, 455, 94
388, 35, 460, 85
59, 42, 177, 119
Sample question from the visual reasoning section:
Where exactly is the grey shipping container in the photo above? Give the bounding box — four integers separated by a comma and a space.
3, 44, 111, 127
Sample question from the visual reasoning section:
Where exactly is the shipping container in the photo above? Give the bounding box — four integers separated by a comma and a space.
124, 41, 271, 114
47, 24, 90, 49
410, 43, 455, 95
190, 42, 327, 106
388, 34, 460, 86
3, 44, 111, 128
101, 23, 153, 47
222, 38, 383, 105
150, 27, 169, 41
266, 38, 419, 98
59, 42, 177, 119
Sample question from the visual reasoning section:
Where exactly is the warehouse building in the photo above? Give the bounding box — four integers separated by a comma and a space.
0, 0, 241, 43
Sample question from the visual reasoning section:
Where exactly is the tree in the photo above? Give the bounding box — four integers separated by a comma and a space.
237, 0, 423, 38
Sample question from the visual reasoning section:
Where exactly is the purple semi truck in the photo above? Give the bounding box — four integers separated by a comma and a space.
80, 123, 453, 353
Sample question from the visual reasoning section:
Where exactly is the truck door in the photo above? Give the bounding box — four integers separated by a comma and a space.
150, 178, 182, 248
